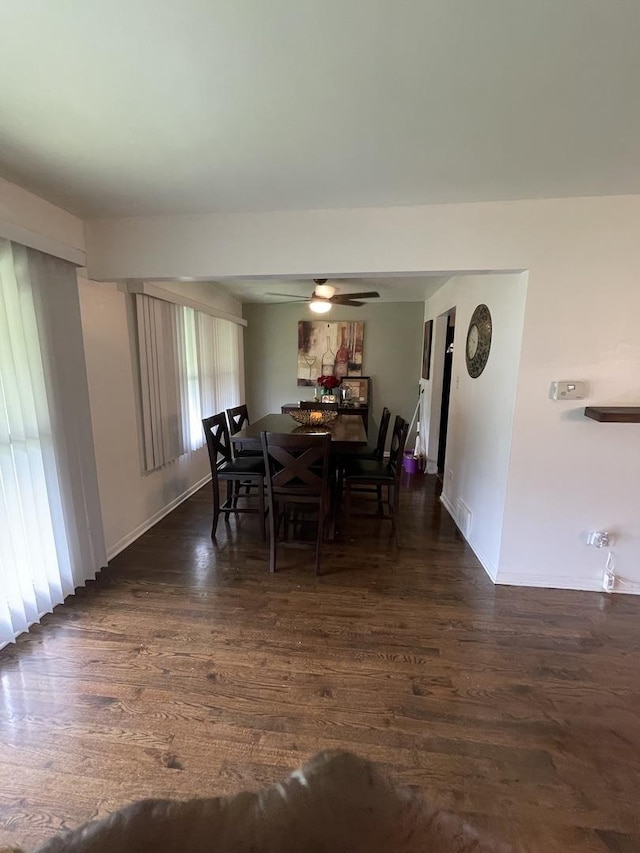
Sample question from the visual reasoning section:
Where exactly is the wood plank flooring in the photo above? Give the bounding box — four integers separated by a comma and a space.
1, 474, 639, 851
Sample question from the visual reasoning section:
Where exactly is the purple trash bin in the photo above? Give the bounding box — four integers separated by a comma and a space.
402, 451, 420, 474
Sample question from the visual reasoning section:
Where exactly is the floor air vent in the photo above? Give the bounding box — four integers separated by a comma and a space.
456, 499, 472, 538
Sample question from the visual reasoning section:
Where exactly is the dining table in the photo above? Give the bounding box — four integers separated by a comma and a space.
229, 413, 368, 453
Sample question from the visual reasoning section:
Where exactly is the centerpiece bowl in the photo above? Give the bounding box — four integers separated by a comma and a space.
289, 409, 338, 427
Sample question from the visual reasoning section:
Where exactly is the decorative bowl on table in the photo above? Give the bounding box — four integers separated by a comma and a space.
289, 409, 338, 427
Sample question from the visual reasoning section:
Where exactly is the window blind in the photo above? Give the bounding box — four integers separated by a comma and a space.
0, 239, 106, 648
136, 296, 242, 467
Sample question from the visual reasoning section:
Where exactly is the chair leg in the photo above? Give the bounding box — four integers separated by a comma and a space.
211, 480, 221, 539
224, 481, 233, 522
268, 499, 278, 573
376, 484, 383, 516
315, 508, 324, 576
343, 483, 351, 539
328, 477, 338, 541
390, 484, 401, 547
258, 477, 266, 540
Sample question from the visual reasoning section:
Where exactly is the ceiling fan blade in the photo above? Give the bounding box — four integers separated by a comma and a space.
266, 292, 310, 301
333, 291, 380, 300
333, 299, 364, 307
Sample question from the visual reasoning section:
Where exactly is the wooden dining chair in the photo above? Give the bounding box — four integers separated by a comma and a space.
336, 405, 390, 466
260, 431, 332, 575
227, 403, 250, 435
343, 415, 408, 546
335, 406, 391, 491
299, 401, 339, 412
360, 406, 391, 461
202, 413, 266, 540
226, 404, 261, 456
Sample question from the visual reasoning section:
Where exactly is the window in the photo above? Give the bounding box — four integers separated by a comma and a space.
136, 295, 242, 469
0, 239, 106, 647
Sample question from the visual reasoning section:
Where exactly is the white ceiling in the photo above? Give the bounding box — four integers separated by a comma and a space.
1, 1, 639, 219
213, 275, 450, 304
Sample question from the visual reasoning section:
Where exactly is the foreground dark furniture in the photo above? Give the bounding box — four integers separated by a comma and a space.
343, 415, 408, 546
261, 431, 332, 575
202, 413, 266, 539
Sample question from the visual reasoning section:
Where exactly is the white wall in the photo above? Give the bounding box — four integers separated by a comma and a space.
499, 261, 640, 591
243, 301, 423, 432
84, 194, 640, 592
77, 276, 243, 558
422, 274, 527, 579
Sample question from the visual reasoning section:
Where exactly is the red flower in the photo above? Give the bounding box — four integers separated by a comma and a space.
317, 374, 340, 390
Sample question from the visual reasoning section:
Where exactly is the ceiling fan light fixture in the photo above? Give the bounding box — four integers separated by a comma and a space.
314, 282, 336, 299
309, 298, 332, 314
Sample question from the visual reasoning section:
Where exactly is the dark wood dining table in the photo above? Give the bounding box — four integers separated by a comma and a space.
230, 413, 367, 542
230, 413, 368, 453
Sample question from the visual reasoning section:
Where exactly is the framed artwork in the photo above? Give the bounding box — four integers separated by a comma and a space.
297, 320, 364, 386
421, 319, 433, 380
341, 377, 369, 404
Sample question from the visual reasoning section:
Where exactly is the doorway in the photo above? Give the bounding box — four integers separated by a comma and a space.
437, 311, 455, 477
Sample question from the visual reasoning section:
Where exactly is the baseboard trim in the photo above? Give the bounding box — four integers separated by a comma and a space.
440, 495, 639, 594
106, 474, 212, 561
439, 493, 498, 582
495, 572, 640, 595
495, 572, 606, 593
610, 580, 640, 595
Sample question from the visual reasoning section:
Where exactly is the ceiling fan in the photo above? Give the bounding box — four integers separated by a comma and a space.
266, 279, 380, 314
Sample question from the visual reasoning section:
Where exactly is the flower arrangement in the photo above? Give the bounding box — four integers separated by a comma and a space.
316, 374, 340, 391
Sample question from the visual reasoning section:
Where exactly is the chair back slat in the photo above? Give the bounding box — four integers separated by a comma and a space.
226, 404, 250, 436
261, 432, 331, 499
202, 413, 233, 476
388, 415, 409, 478
373, 407, 391, 460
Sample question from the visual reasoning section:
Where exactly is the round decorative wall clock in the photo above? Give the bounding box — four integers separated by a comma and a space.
465, 304, 492, 378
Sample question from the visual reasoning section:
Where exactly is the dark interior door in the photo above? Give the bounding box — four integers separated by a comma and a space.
437, 318, 455, 475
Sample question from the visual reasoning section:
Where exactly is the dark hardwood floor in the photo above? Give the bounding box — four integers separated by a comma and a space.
1, 474, 639, 851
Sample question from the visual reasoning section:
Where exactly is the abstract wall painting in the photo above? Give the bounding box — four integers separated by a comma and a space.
297, 321, 364, 386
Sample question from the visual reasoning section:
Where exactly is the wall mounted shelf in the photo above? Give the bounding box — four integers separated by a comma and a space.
584, 406, 640, 423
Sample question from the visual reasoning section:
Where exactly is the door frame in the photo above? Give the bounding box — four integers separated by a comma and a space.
424, 307, 456, 475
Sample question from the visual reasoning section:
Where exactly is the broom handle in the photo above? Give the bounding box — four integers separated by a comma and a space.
408, 387, 423, 436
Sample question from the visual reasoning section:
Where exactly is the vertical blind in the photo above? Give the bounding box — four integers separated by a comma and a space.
0, 239, 106, 648
135, 294, 190, 471
136, 295, 241, 470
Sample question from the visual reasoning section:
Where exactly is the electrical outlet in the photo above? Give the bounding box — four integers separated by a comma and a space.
602, 569, 615, 593
456, 499, 472, 538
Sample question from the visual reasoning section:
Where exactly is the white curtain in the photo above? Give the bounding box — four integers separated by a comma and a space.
0, 240, 106, 648
135, 294, 190, 471
137, 297, 242, 463
195, 310, 242, 429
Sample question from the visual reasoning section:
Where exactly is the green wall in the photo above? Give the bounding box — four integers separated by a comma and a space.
243, 301, 423, 440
